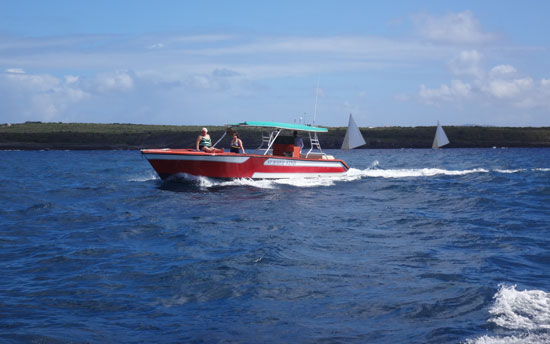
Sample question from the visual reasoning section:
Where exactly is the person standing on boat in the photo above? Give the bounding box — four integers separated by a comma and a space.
293, 131, 304, 152
230, 132, 246, 154
196, 128, 223, 153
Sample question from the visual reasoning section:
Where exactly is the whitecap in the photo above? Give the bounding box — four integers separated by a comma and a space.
222, 166, 489, 187
347, 167, 488, 179
465, 333, 550, 344
169, 173, 277, 189
494, 169, 526, 174
489, 284, 550, 331
465, 285, 550, 344
163, 166, 490, 189
272, 176, 337, 187
217, 178, 277, 189
216, 176, 337, 188
129, 172, 159, 182
176, 173, 217, 188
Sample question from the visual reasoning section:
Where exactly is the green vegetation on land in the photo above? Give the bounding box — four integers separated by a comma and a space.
0, 122, 549, 150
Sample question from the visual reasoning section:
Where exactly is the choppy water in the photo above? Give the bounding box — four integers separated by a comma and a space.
0, 148, 549, 343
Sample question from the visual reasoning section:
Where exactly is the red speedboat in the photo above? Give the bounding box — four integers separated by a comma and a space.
141, 121, 350, 179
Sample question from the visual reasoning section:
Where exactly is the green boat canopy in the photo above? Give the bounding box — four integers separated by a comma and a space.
228, 121, 328, 133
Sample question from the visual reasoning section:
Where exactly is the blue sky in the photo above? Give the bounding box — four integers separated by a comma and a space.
1, 1, 549, 127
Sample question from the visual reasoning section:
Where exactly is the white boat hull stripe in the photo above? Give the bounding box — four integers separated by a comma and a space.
264, 158, 344, 168
251, 172, 346, 179
143, 154, 250, 163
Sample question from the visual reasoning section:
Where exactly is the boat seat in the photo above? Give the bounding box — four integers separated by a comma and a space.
273, 143, 301, 157
300, 153, 334, 160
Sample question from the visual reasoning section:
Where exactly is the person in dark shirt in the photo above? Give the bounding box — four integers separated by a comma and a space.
230, 132, 246, 154
293, 131, 304, 152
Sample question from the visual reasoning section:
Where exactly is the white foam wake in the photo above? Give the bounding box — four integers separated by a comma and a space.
162, 164, 549, 189
494, 169, 527, 174
465, 285, 550, 344
129, 172, 159, 182
467, 333, 550, 344
171, 173, 221, 188
346, 167, 489, 179
173, 173, 339, 189
489, 285, 550, 331
165, 166, 494, 189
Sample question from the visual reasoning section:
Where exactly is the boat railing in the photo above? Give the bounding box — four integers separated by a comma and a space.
250, 125, 329, 158
306, 132, 325, 158
254, 128, 271, 154
255, 128, 283, 155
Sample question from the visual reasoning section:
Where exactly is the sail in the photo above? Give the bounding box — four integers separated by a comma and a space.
341, 113, 366, 149
432, 121, 450, 149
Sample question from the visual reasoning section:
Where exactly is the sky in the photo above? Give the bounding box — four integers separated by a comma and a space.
1, 0, 549, 127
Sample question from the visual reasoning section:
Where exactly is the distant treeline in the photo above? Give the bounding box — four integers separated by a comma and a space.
1, 122, 549, 150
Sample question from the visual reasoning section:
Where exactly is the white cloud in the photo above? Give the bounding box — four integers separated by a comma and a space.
449, 50, 484, 78
482, 65, 545, 107
65, 75, 79, 84
490, 64, 517, 76
420, 60, 550, 111
0, 33, 452, 80
212, 68, 240, 78
0, 69, 90, 121
484, 77, 533, 99
6, 68, 25, 74
414, 11, 495, 44
147, 43, 164, 50
393, 93, 410, 102
91, 70, 134, 93
419, 80, 472, 104
4, 69, 61, 92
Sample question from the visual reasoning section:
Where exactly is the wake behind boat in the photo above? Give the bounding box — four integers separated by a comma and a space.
141, 121, 350, 180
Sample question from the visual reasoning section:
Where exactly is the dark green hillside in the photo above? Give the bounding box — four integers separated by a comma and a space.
0, 122, 549, 150
356, 126, 550, 148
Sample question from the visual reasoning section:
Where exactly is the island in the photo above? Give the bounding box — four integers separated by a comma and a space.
1, 122, 549, 150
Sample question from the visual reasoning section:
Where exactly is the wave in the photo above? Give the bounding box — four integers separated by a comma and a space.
494, 168, 550, 174
466, 285, 550, 344
489, 285, 550, 331
347, 167, 489, 179
494, 169, 527, 174
128, 173, 159, 182
164, 168, 488, 189
167, 173, 335, 189
343, 166, 548, 180
156, 164, 548, 190
467, 333, 550, 344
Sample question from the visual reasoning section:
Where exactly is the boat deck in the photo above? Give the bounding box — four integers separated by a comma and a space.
141, 148, 336, 160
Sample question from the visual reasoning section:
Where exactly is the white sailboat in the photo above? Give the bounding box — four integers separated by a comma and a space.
341, 113, 366, 149
432, 121, 450, 149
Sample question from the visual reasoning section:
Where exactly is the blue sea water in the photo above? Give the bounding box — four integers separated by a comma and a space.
0, 148, 549, 343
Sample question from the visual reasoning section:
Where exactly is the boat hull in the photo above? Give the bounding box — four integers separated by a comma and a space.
141, 149, 349, 179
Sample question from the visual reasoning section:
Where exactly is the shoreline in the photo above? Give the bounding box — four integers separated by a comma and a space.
1, 122, 549, 150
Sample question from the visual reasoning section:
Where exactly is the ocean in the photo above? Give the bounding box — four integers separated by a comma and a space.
0, 148, 549, 343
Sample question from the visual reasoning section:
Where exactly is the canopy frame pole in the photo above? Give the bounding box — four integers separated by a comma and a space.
264, 128, 282, 155
212, 127, 230, 148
